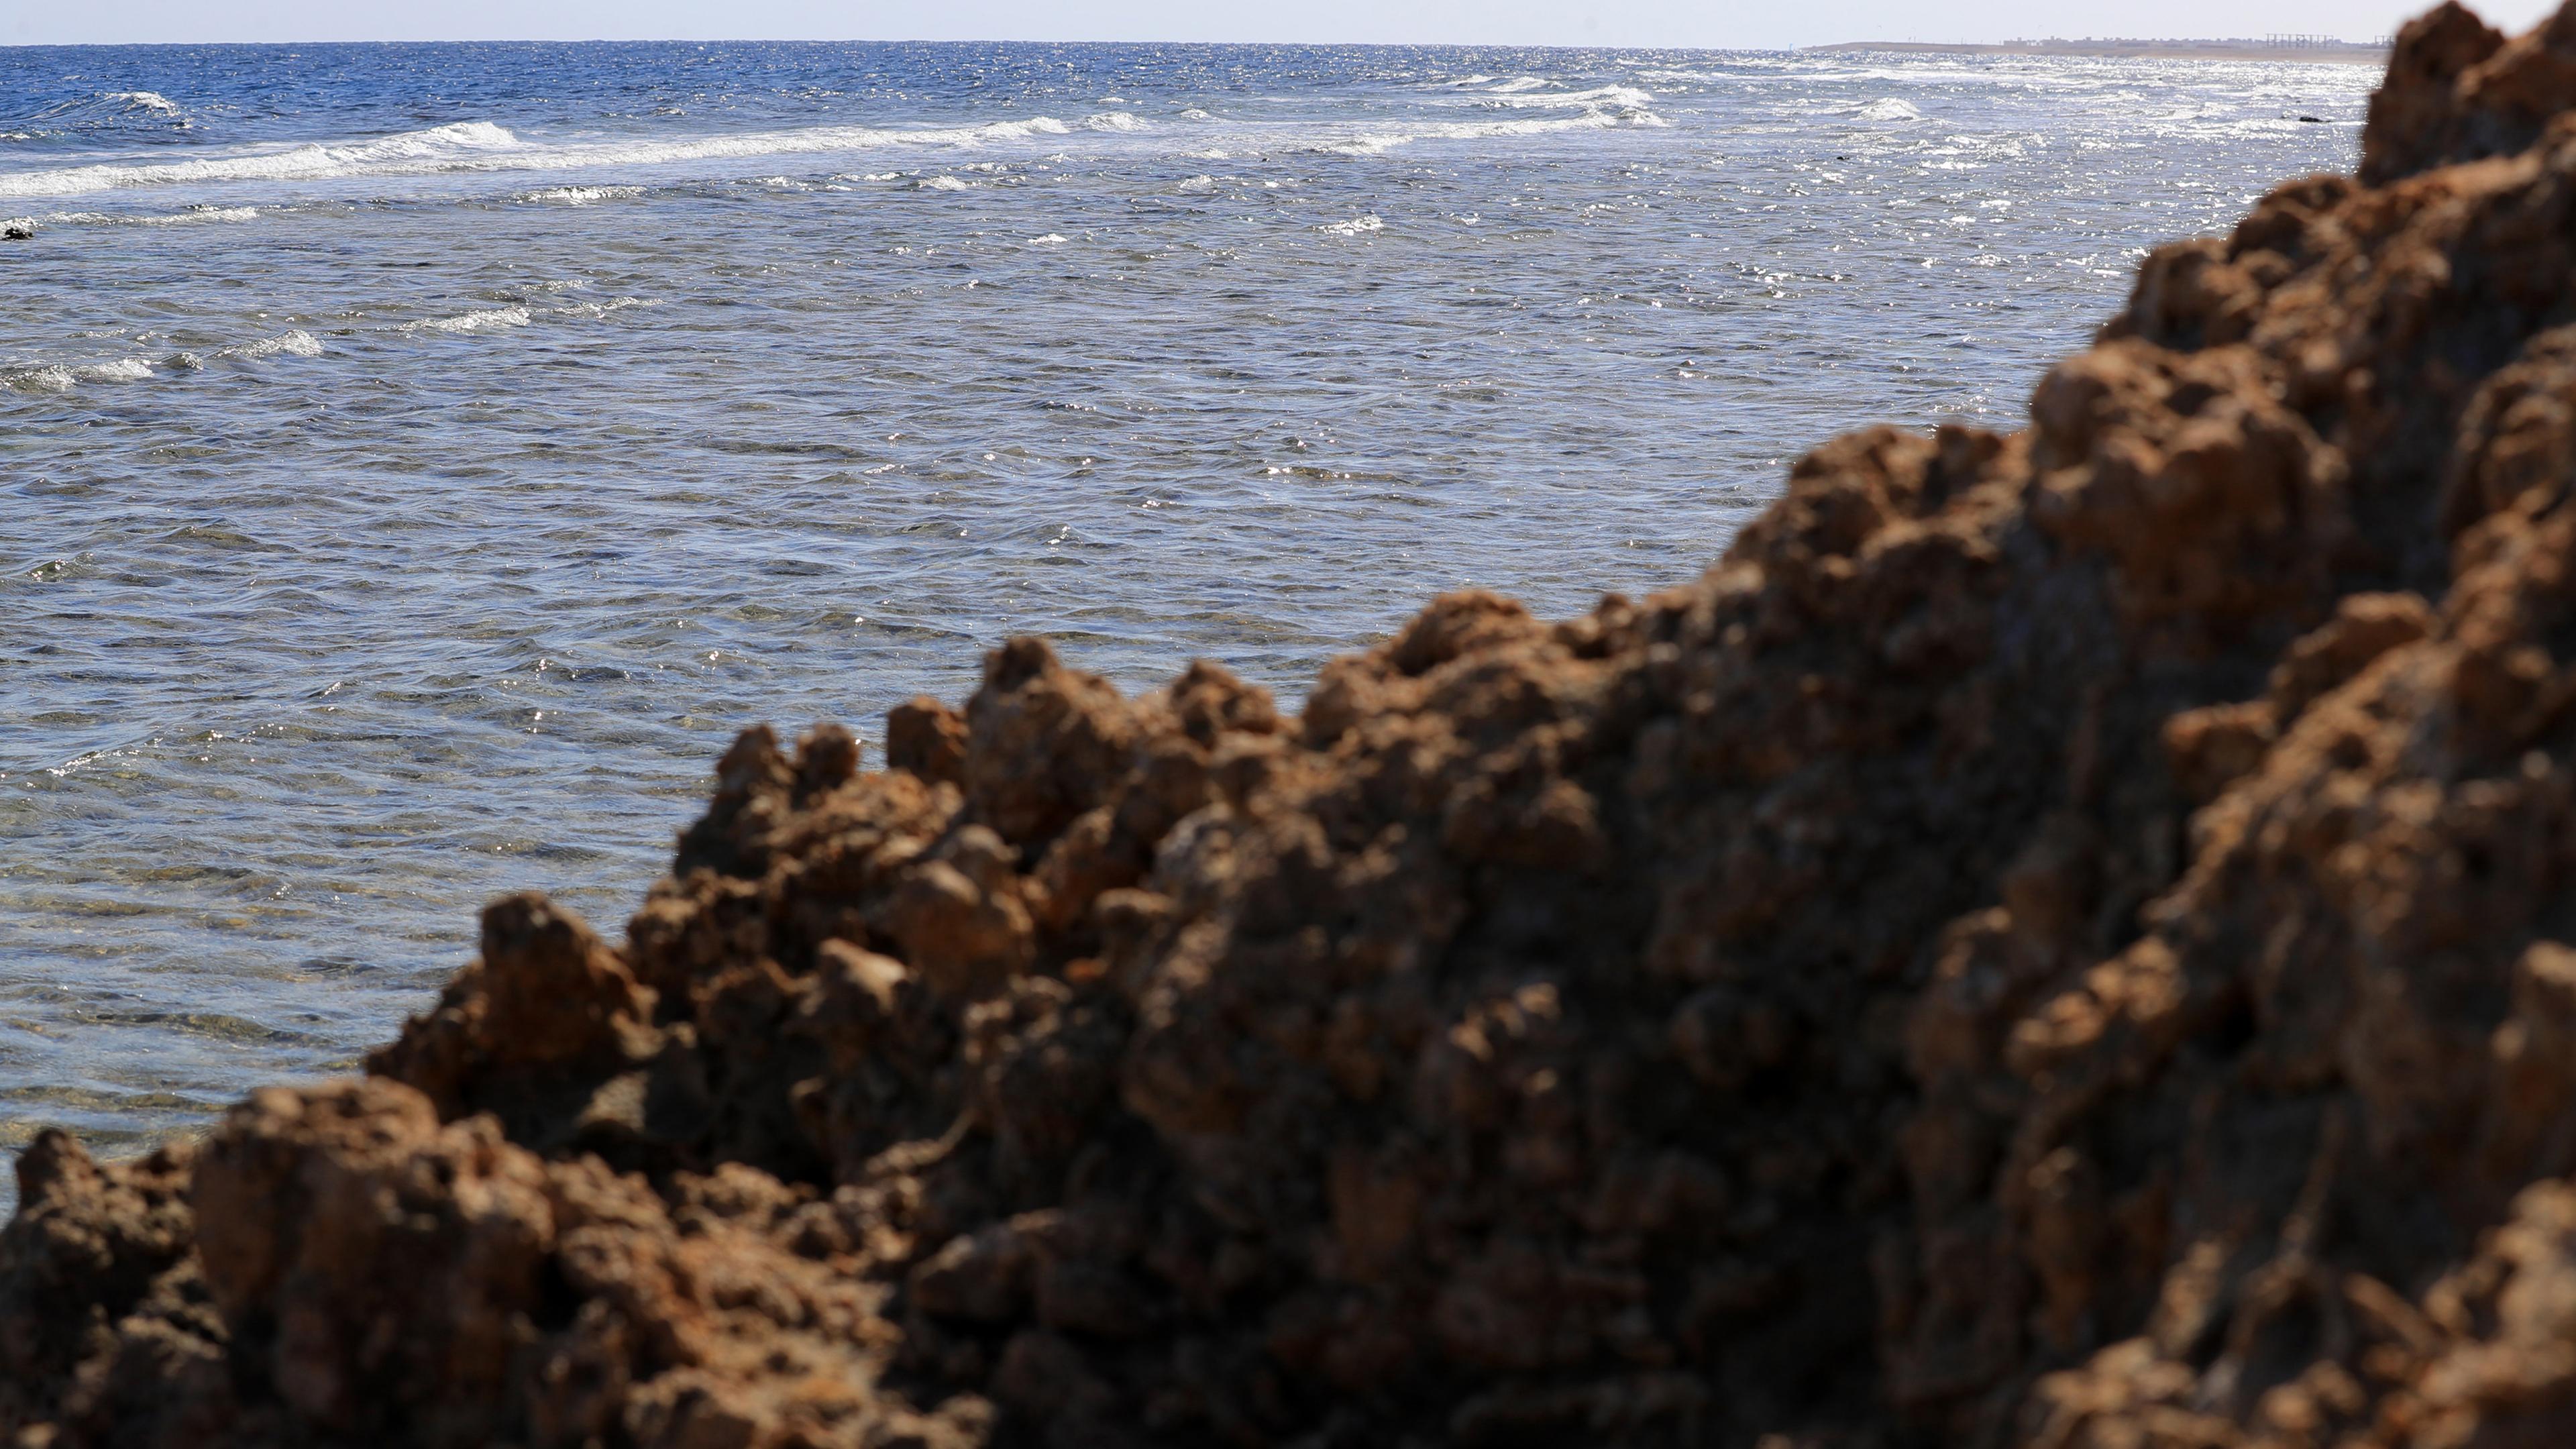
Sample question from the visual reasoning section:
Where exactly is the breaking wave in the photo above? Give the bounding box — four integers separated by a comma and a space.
398, 306, 533, 334
1305, 111, 1653, 157
0, 116, 1084, 200
516, 184, 644, 205
2, 357, 155, 392
218, 329, 325, 360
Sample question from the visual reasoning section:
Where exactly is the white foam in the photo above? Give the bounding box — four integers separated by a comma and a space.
518, 184, 643, 205
107, 91, 183, 115
1175, 174, 1217, 193
1489, 76, 1552, 93
1084, 111, 1144, 131
163, 205, 258, 223
1024, 233, 1068, 246
0, 121, 521, 199
552, 297, 657, 319
219, 329, 324, 359
1310, 111, 1646, 157
501, 115, 1069, 172
916, 175, 975, 191
1319, 215, 1383, 236
5, 366, 76, 393
37, 205, 258, 227
400, 307, 531, 334
1, 327, 327, 390
1856, 98, 1925, 123
1487, 84, 1658, 112
0, 115, 1079, 200
2, 356, 155, 392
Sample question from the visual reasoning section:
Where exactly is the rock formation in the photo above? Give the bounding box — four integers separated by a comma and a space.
15, 4, 2576, 1444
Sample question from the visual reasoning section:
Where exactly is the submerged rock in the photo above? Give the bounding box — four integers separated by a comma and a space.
17, 3, 2576, 1444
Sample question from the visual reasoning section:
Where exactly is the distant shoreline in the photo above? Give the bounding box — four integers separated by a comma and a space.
1808, 40, 2387, 65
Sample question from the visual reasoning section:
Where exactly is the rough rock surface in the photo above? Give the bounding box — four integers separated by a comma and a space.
17, 5, 2576, 1444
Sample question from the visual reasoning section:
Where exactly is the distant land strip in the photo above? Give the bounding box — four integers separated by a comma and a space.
1806, 38, 2388, 63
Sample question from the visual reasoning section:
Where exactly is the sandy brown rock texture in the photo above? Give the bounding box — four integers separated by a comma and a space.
17, 4, 2576, 1445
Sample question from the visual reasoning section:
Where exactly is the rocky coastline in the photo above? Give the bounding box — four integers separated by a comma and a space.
14, 4, 2576, 1445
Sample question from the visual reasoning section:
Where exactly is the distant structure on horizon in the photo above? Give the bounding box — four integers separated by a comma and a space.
2262, 32, 2396, 48
1809, 34, 2391, 63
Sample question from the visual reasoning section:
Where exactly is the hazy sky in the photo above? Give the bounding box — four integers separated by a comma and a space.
6, 0, 2561, 50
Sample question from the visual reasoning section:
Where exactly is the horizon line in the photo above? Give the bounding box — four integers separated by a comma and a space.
0, 30, 2401, 52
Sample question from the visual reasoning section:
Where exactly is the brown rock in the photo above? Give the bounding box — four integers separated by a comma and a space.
888, 697, 969, 786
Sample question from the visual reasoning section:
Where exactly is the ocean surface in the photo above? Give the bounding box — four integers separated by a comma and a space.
1, 40, 2372, 1189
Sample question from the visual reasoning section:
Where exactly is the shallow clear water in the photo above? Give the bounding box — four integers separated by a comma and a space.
0, 41, 2371, 1182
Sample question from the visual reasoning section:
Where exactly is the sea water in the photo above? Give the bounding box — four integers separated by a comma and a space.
0, 42, 2371, 1184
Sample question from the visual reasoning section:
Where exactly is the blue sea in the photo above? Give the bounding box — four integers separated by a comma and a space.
0, 40, 2372, 1183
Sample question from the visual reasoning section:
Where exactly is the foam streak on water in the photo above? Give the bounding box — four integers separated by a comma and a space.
0, 40, 2371, 1190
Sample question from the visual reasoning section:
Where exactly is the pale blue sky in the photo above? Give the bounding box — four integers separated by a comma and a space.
7, 0, 2559, 50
